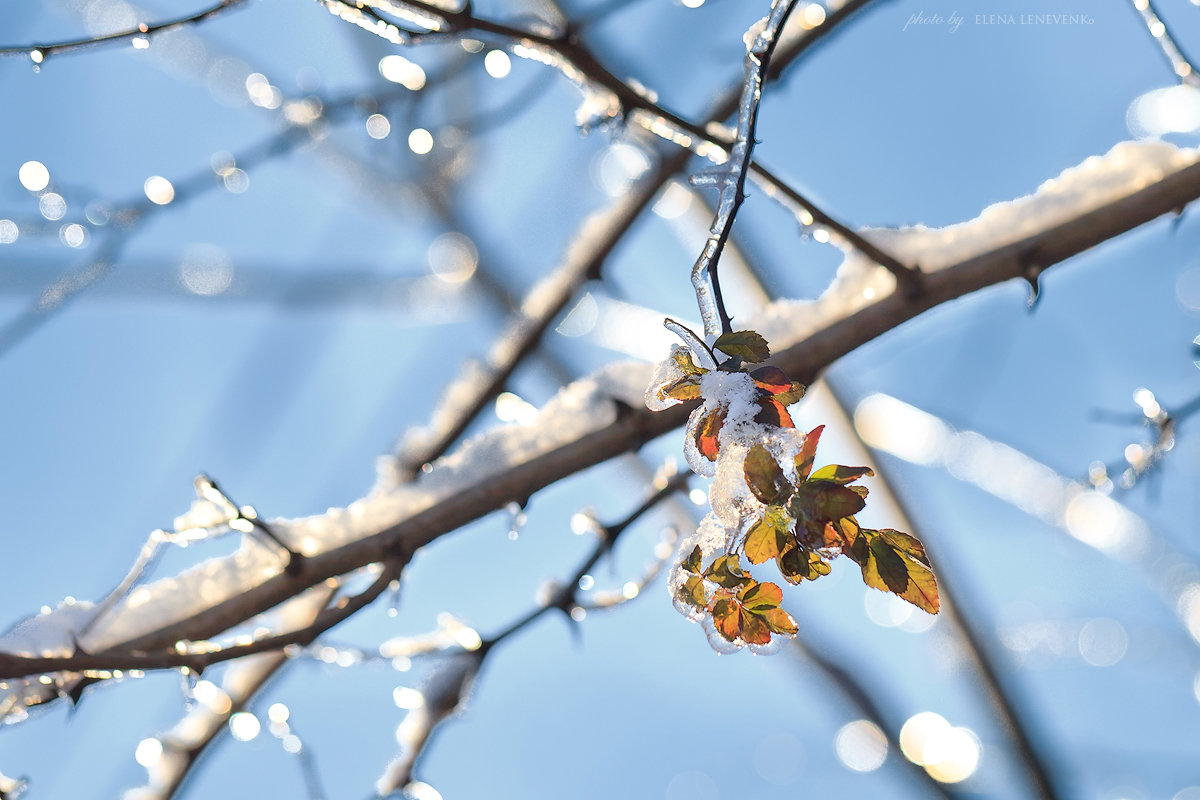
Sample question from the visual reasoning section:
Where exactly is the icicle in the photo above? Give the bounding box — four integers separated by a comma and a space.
504, 501, 527, 540
178, 667, 198, 710
387, 579, 402, 618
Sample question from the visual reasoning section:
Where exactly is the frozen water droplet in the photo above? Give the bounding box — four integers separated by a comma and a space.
179, 667, 199, 709
505, 501, 526, 540
388, 579, 401, 617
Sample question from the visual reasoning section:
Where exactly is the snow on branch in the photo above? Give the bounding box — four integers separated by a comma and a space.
1, 138, 1197, 703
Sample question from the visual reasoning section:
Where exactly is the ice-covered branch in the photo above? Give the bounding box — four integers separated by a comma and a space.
395, 152, 684, 477
124, 586, 334, 800
1127, 0, 1200, 87
2, 140, 1196, 685
373, 468, 690, 796
0, 0, 249, 63
688, 0, 802, 339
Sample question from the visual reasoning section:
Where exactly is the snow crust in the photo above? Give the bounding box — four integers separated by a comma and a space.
757, 140, 1200, 351
0, 361, 652, 686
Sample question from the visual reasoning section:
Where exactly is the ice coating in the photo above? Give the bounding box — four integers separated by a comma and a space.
651, 340, 808, 652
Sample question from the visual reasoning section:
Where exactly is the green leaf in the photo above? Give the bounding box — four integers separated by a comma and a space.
794, 481, 867, 523
672, 348, 706, 377
744, 504, 793, 564
898, 559, 940, 614
678, 574, 708, 611
705, 554, 750, 589
662, 376, 702, 402
850, 528, 941, 614
876, 528, 931, 568
794, 425, 824, 481
867, 534, 910, 594
743, 444, 789, 505
774, 382, 807, 406
681, 544, 703, 575
714, 330, 770, 363
744, 516, 783, 565
777, 545, 831, 584
809, 464, 875, 485
738, 580, 783, 610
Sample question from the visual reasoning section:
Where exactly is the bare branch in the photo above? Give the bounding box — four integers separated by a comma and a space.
0, 0, 250, 62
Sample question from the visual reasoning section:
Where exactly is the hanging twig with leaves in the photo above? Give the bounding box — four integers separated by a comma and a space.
645, 0, 939, 652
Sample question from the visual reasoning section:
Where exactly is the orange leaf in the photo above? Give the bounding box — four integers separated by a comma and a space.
694, 407, 725, 461
755, 396, 795, 429
795, 425, 823, 480
750, 365, 792, 394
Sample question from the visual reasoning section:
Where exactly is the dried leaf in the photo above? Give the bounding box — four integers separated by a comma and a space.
681, 544, 703, 574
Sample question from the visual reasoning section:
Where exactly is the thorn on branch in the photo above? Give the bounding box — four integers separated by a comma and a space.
198, 474, 305, 574
897, 264, 924, 301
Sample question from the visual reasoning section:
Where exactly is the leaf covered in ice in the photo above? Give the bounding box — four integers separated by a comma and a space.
648, 328, 938, 653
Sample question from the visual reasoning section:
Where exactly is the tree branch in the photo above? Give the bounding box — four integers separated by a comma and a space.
688, 0, 802, 340
3, 147, 1194, 682
0, 0, 250, 62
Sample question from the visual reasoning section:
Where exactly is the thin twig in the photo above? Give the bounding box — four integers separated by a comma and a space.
790, 634, 965, 800
689, 0, 803, 339
480, 470, 692, 649
393, 148, 688, 477
1126, 0, 1200, 87
0, 0, 250, 61
331, 0, 915, 287
820, 378, 1063, 800
373, 467, 691, 796
127, 584, 336, 800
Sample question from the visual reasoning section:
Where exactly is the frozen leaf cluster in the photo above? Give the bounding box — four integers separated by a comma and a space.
647, 329, 939, 653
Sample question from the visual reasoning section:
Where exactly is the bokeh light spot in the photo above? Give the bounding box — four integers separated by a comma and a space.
835, 720, 887, 772
18, 161, 50, 192
144, 176, 176, 205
